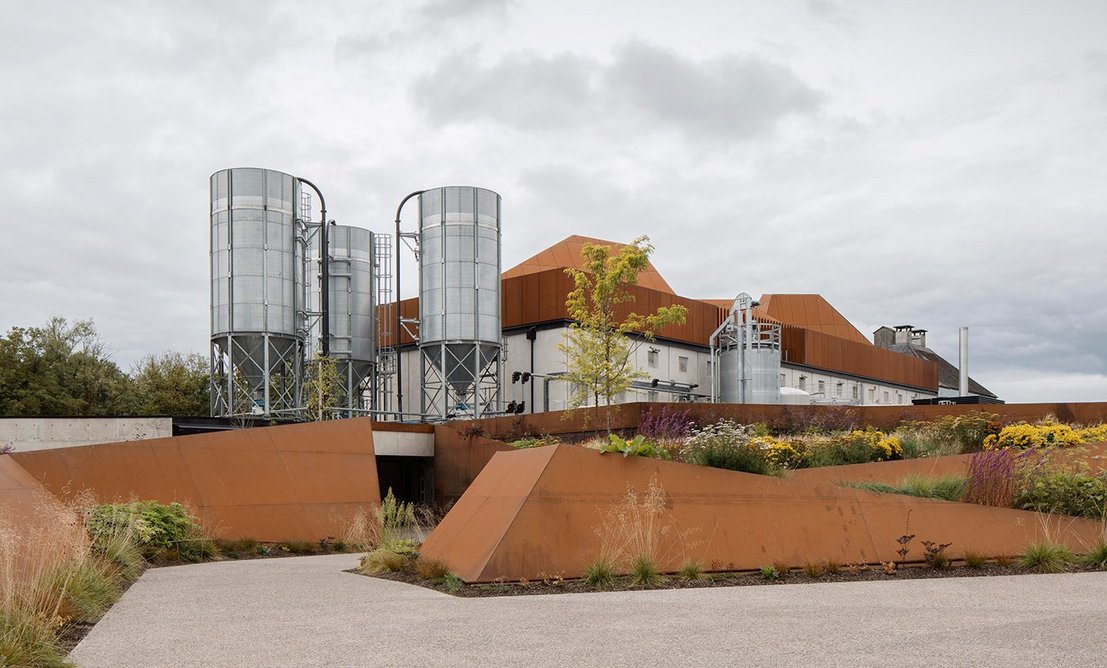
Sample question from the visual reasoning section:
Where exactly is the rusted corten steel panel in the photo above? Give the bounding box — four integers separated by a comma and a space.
432, 426, 516, 507
503, 235, 676, 294
419, 445, 1105, 583
756, 294, 871, 346
0, 456, 89, 588
11, 419, 380, 542
781, 324, 939, 391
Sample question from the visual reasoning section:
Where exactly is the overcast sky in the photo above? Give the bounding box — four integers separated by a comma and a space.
1, 0, 1104, 402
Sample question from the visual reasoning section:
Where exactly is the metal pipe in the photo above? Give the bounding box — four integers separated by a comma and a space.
394, 190, 426, 418
297, 178, 329, 357
959, 327, 969, 396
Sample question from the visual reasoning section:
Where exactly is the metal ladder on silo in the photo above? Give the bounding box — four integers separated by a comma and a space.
373, 234, 396, 414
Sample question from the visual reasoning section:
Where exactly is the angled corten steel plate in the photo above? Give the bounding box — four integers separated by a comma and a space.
11, 418, 380, 542
421, 445, 1105, 583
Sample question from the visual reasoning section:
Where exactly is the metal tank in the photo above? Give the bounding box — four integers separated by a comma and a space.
305, 225, 377, 413
210, 167, 304, 416
710, 293, 782, 404
417, 186, 502, 419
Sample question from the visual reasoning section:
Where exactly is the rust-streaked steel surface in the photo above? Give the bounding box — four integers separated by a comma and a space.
11, 419, 380, 542
757, 294, 872, 346
419, 445, 1105, 583
503, 235, 676, 294
432, 426, 516, 506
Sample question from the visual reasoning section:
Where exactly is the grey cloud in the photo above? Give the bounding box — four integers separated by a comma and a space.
410, 40, 823, 140
411, 51, 596, 129
604, 41, 824, 139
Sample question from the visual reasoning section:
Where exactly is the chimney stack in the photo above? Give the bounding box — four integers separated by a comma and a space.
958, 327, 969, 396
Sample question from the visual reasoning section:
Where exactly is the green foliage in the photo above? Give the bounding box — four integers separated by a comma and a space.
759, 564, 779, 580
599, 434, 672, 460
0, 317, 135, 417
510, 435, 561, 449
677, 561, 703, 580
682, 420, 771, 474
44, 558, 121, 623
629, 555, 663, 587
584, 558, 617, 590
898, 412, 1001, 456
962, 551, 988, 568
0, 608, 71, 668
302, 355, 344, 421
87, 501, 211, 561
359, 548, 409, 575
1019, 540, 1073, 573
442, 573, 464, 593
377, 488, 418, 550
921, 541, 952, 569
803, 430, 902, 467
130, 351, 209, 416
1081, 540, 1107, 569
557, 236, 687, 429
846, 474, 967, 502
1014, 469, 1107, 518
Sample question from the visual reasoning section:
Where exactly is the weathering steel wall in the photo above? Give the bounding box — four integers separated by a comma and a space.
12, 419, 380, 542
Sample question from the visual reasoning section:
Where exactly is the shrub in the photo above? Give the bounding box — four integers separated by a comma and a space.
599, 434, 671, 460
677, 561, 703, 581
962, 550, 988, 568
963, 448, 1024, 508
584, 558, 617, 589
921, 541, 952, 569
359, 548, 408, 575
759, 564, 779, 580
1014, 469, 1107, 518
414, 557, 451, 580
1081, 540, 1107, 569
682, 420, 770, 474
630, 555, 663, 587
1019, 540, 1073, 573
511, 435, 560, 449
639, 406, 695, 442
803, 430, 902, 468
87, 500, 211, 560
984, 417, 1101, 450
442, 573, 464, 593
899, 412, 1001, 456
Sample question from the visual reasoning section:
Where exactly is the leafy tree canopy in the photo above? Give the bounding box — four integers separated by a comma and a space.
557, 236, 687, 426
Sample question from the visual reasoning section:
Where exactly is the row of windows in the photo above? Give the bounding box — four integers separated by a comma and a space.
788, 373, 916, 404
646, 350, 689, 373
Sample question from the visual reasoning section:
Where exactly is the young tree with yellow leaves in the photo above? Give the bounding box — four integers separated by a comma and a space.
558, 236, 687, 432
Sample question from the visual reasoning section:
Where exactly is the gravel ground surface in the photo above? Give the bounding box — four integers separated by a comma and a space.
71, 553, 1107, 667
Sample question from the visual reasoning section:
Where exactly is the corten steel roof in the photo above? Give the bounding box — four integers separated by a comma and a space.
503, 235, 676, 294
12, 418, 381, 542
418, 445, 1106, 583
755, 294, 871, 345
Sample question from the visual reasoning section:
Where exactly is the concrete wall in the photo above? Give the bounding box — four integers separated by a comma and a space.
0, 417, 174, 452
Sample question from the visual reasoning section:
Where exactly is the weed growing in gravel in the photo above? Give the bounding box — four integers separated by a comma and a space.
584, 558, 616, 590
759, 565, 779, 580
677, 561, 703, 581
630, 556, 663, 588
962, 551, 988, 568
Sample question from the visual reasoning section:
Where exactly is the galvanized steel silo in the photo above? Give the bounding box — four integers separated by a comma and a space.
418, 186, 502, 418
712, 294, 782, 405
305, 224, 377, 412
209, 167, 304, 416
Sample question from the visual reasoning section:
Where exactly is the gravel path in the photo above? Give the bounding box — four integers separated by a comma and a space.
71, 554, 1107, 667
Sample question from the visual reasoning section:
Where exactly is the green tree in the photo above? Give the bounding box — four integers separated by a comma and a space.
302, 355, 343, 420
131, 352, 210, 416
557, 236, 687, 431
0, 317, 135, 416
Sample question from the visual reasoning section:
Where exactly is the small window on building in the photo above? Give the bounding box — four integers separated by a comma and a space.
647, 349, 659, 368
852, 385, 859, 401
780, 373, 786, 386
798, 376, 806, 390
883, 391, 890, 403
895, 392, 902, 404
817, 380, 825, 395
678, 356, 688, 373
869, 387, 875, 401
